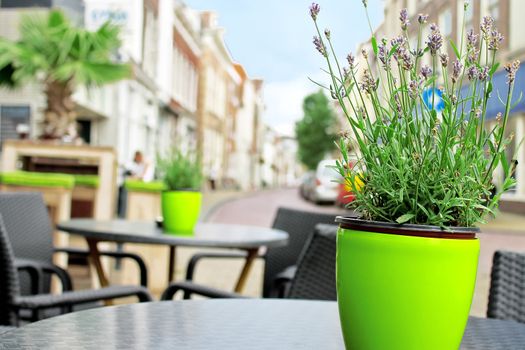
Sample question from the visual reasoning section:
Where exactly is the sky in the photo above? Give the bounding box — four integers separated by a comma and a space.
185, 0, 384, 137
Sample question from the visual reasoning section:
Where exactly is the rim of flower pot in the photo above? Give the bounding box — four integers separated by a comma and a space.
163, 188, 201, 193
335, 216, 479, 239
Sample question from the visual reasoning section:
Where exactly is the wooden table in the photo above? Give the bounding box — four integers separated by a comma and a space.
57, 219, 288, 293
1, 300, 524, 349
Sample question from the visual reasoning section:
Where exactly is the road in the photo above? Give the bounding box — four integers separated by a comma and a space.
204, 187, 525, 317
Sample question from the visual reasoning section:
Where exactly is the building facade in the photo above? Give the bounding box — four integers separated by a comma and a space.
0, 0, 300, 190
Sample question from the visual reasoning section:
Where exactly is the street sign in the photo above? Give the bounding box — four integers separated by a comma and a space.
422, 88, 445, 113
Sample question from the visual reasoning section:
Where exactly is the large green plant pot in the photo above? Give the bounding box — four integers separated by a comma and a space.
336, 217, 479, 350
161, 191, 202, 234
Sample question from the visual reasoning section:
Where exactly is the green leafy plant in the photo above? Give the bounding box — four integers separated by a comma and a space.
295, 90, 338, 170
309, 2, 521, 227
157, 151, 203, 191
0, 10, 130, 140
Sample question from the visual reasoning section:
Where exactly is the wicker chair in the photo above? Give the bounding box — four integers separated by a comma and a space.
161, 223, 337, 301
185, 207, 338, 298
0, 192, 148, 296
487, 250, 525, 323
0, 214, 152, 326
0, 193, 152, 326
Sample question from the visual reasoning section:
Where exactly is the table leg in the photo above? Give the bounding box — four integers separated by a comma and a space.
86, 238, 113, 306
168, 246, 177, 282
234, 249, 259, 293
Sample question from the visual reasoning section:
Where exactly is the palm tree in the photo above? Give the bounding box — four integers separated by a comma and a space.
0, 10, 130, 140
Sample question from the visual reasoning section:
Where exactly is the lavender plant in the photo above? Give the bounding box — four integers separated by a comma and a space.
309, 2, 521, 227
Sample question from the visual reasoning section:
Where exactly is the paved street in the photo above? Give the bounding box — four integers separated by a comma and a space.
203, 188, 525, 317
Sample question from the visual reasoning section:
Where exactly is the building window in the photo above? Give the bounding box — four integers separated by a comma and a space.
439, 8, 453, 40
465, 1, 474, 30
0, 105, 30, 145
488, 0, 499, 24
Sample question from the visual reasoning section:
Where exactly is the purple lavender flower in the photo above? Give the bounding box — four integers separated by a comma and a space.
347, 52, 355, 69
430, 23, 438, 32
309, 3, 321, 20
478, 66, 489, 81
440, 53, 449, 67
467, 66, 479, 81
467, 49, 479, 65
505, 60, 521, 84
420, 65, 433, 80
359, 69, 376, 94
390, 35, 406, 48
401, 50, 413, 70
313, 36, 327, 57
408, 79, 421, 99
467, 29, 478, 48
394, 93, 403, 116
399, 8, 410, 30
488, 29, 504, 51
480, 16, 494, 38
426, 25, 443, 55
361, 48, 368, 59
452, 60, 463, 84
378, 43, 390, 67
418, 14, 429, 24
324, 28, 331, 39
343, 67, 350, 80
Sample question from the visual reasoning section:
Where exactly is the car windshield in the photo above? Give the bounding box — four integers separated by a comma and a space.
320, 165, 342, 180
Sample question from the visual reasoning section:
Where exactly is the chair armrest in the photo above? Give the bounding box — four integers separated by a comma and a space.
186, 251, 250, 281
55, 247, 148, 287
160, 281, 247, 300
15, 258, 72, 292
271, 265, 297, 298
14, 259, 43, 294
12, 285, 153, 313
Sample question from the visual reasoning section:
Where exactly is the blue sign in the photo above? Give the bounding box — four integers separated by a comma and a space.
422, 88, 445, 113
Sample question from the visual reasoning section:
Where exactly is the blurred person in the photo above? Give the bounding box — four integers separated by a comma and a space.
117, 151, 155, 218
126, 151, 154, 182
208, 163, 218, 191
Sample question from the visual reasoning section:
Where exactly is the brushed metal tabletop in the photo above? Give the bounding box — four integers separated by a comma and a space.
1, 300, 524, 349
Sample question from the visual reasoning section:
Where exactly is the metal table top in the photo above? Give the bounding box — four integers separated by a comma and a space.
57, 219, 288, 249
1, 300, 524, 349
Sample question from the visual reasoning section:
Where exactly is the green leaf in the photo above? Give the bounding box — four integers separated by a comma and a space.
371, 36, 378, 56
449, 39, 460, 59
396, 213, 415, 224
489, 62, 500, 76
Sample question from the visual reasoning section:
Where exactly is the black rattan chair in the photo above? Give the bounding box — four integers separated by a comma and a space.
0, 214, 152, 326
487, 250, 525, 323
0, 192, 148, 296
186, 207, 338, 298
161, 223, 337, 301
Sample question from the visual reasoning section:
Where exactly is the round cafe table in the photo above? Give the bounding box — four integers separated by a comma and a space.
57, 219, 288, 293
1, 300, 524, 349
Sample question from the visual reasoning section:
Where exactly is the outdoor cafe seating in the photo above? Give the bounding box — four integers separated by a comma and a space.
1, 191, 525, 349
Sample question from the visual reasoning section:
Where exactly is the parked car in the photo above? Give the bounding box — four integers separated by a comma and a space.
336, 181, 356, 207
335, 160, 362, 207
309, 159, 342, 204
299, 171, 316, 199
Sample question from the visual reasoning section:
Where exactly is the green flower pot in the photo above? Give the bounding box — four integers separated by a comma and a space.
161, 191, 202, 235
336, 217, 479, 350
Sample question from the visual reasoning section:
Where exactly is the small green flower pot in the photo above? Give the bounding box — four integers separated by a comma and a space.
336, 217, 479, 350
161, 191, 202, 235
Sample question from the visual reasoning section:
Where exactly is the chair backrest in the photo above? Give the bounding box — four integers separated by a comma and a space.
0, 193, 54, 264
264, 207, 337, 297
0, 193, 55, 294
487, 250, 525, 323
287, 224, 337, 300
0, 215, 21, 326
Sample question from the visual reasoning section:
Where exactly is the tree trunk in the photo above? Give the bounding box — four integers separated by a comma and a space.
42, 79, 78, 140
